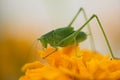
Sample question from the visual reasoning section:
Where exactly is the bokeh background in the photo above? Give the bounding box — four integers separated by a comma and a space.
0, 0, 120, 80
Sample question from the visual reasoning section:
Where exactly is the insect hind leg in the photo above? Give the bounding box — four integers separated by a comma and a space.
80, 8, 96, 51
76, 14, 119, 59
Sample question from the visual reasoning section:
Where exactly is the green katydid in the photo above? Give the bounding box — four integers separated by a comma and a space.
38, 8, 117, 59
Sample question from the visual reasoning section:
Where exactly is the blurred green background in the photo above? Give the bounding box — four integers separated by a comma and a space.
0, 0, 120, 80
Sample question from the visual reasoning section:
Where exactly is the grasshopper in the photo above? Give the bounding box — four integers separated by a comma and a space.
38, 8, 117, 59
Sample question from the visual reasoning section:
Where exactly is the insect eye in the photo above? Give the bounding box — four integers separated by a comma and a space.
38, 38, 47, 48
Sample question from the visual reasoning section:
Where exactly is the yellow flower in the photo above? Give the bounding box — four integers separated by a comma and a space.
19, 46, 120, 80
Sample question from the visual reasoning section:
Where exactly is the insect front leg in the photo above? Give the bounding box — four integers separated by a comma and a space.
75, 14, 119, 59
42, 48, 58, 59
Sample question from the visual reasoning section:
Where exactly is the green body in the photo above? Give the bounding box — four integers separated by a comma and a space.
38, 26, 87, 49
37, 8, 116, 59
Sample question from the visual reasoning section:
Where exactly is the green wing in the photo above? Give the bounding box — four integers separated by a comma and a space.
38, 26, 74, 48
54, 26, 74, 43
58, 32, 76, 47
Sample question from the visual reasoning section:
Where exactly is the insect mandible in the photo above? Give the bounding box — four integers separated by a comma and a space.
38, 8, 118, 59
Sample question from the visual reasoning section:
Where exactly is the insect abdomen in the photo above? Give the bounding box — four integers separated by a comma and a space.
58, 31, 87, 47
76, 31, 87, 43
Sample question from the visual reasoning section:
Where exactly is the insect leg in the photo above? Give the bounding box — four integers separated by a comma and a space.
68, 8, 85, 26
79, 8, 96, 51
42, 48, 58, 59
75, 14, 119, 59
74, 38, 81, 57
68, 7, 96, 51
